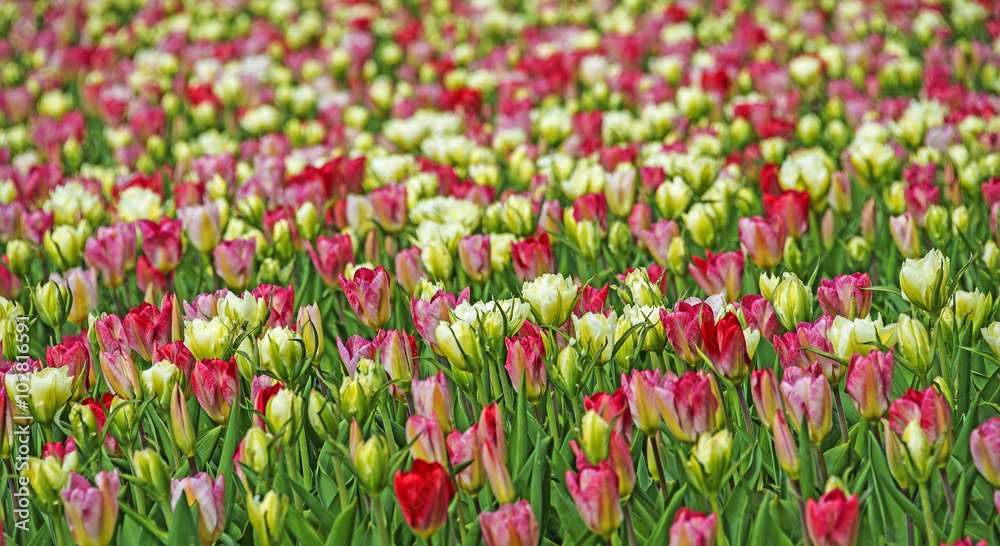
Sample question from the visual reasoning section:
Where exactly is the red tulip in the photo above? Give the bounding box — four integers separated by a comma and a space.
370, 184, 407, 233
377, 329, 416, 396
763, 189, 810, 239
99, 348, 141, 400
738, 216, 785, 271
122, 299, 173, 363
478, 403, 507, 460
817, 273, 872, 320
480, 500, 539, 546
669, 508, 717, 546
638, 220, 680, 267
584, 389, 633, 445
575, 285, 609, 316
565, 461, 622, 539
805, 487, 860, 546
394, 460, 455, 539
191, 358, 238, 425
689, 250, 744, 301
137, 218, 183, 274
153, 341, 196, 385
780, 364, 832, 445
845, 350, 894, 423
251, 284, 296, 328
213, 238, 256, 292
458, 235, 492, 284
482, 438, 516, 503
338, 266, 392, 330
84, 222, 138, 290
655, 371, 722, 444
406, 415, 449, 465
136, 256, 168, 299
47, 338, 94, 396
446, 425, 485, 495
22, 209, 53, 245
888, 387, 953, 465
660, 302, 708, 366
621, 369, 662, 436
701, 311, 750, 384
903, 181, 940, 227
0, 256, 21, 299
504, 335, 547, 403
739, 295, 782, 341
944, 539, 986, 546
308, 234, 354, 287
751, 368, 781, 430
970, 417, 1000, 487
511, 233, 553, 282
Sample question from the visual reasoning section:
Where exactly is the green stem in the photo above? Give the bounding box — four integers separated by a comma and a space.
919, 484, 936, 546
832, 384, 849, 444
736, 387, 755, 436
624, 503, 638, 546
372, 493, 392, 546
286, 452, 303, 512
474, 373, 489, 409
331, 451, 351, 511
793, 480, 811, 546
380, 402, 398, 458
298, 433, 312, 491
708, 494, 724, 546
650, 433, 669, 500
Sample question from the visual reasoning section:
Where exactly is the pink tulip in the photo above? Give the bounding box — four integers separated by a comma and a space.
638, 220, 680, 267
689, 250, 744, 301
446, 425, 485, 495
139, 219, 183, 274
571, 193, 608, 232
154, 341, 196, 385
845, 350, 894, 423
213, 238, 256, 292
780, 364, 832, 445
970, 417, 1000, 487
61, 471, 119, 546
377, 329, 417, 399
628, 203, 652, 244
565, 462, 622, 539
655, 371, 722, 444
607, 432, 636, 499
84, 222, 138, 290
99, 348, 141, 400
0, 256, 21, 299
191, 358, 239, 425
480, 500, 539, 546
370, 184, 407, 232
482, 438, 515, 503
621, 369, 662, 436
137, 256, 168, 299
511, 233, 553, 282
739, 295, 782, 341
669, 508, 717, 546
251, 284, 296, 328
903, 181, 940, 227
889, 212, 921, 259
584, 389, 633, 445
576, 285, 609, 316
394, 460, 454, 539
410, 289, 470, 353
94, 313, 126, 353
763, 189, 810, 239
47, 337, 94, 395
478, 403, 507, 460
604, 168, 636, 217
412, 372, 453, 433
171, 472, 226, 546
394, 247, 426, 294
751, 368, 781, 430
660, 302, 708, 366
336, 335, 377, 376
338, 266, 392, 330
122, 298, 173, 363
805, 488, 860, 546
308, 234, 354, 287
22, 209, 54, 245
178, 202, 223, 255
406, 415, 448, 465
817, 273, 872, 320
888, 387, 953, 464
739, 216, 786, 271
458, 235, 492, 284
504, 335, 547, 403
701, 311, 750, 384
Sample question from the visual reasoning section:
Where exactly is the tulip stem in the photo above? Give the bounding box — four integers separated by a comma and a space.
832, 385, 849, 444
650, 433, 669, 500
331, 451, 350, 510
371, 493, 392, 546
792, 480, 810, 546
736, 387, 755, 436
624, 503, 638, 546
814, 445, 828, 484
299, 433, 312, 491
548, 388, 561, 439
919, 484, 936, 546
939, 467, 955, 517
474, 373, 489, 409
707, 494, 724, 546
188, 455, 197, 475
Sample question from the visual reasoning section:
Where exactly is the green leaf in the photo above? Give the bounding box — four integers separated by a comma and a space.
511, 370, 529, 476
530, 435, 553, 537
946, 465, 977, 542
326, 498, 358, 546
219, 381, 243, 521
749, 492, 773, 544
647, 484, 688, 544
797, 414, 815, 500
167, 498, 200, 546
288, 478, 335, 533
286, 505, 325, 544
195, 425, 224, 465
119, 503, 169, 543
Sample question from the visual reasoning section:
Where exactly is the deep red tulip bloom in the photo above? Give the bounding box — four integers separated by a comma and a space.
805, 488, 860, 546
763, 189, 810, 239
575, 285, 609, 316
661, 302, 709, 366
701, 311, 750, 384
511, 233, 553, 282
689, 250, 744, 301
669, 508, 717, 546
338, 266, 392, 330
308, 234, 354, 287
845, 350, 894, 423
817, 273, 872, 320
47, 338, 94, 395
137, 218, 183, 274
903, 181, 940, 227
394, 460, 455, 539
122, 299, 173, 363
251, 284, 295, 328
191, 358, 239, 425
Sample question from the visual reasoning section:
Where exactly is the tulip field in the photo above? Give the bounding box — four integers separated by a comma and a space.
4, 0, 1000, 545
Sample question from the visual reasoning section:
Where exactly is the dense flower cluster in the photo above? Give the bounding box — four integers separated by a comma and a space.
0, 0, 1000, 544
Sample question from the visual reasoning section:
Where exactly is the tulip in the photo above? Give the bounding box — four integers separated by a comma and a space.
265, 388, 303, 445
46, 337, 94, 398
655, 371, 723, 444
43, 222, 87, 270
214, 238, 256, 291
504, 335, 547, 403
895, 314, 931, 376
61, 471, 119, 546
739, 216, 786, 270
566, 461, 622, 539
259, 327, 305, 382
137, 218, 184, 274
584, 390, 633, 445
554, 345, 583, 396
685, 430, 732, 498
23, 439, 78, 512
184, 316, 231, 361
84, 222, 137, 290
689, 250, 743, 301
178, 202, 224, 255
751, 369, 781, 430
14, 366, 74, 425
132, 449, 170, 500
142, 360, 182, 411
478, 403, 508, 459
394, 460, 455, 539
511, 233, 554, 282
34, 281, 72, 329
338, 266, 392, 330
817, 273, 872, 320
669, 508, 717, 546
53, 268, 98, 326
307, 234, 354, 287
887, 388, 952, 481
621, 369, 662, 436
763, 189, 811, 239
294, 303, 324, 361
247, 491, 289, 546
771, 273, 812, 331
623, 304, 665, 353
447, 425, 486, 495
781, 365, 832, 445
410, 288, 469, 354
661, 302, 707, 366
482, 438, 516, 504
826, 315, 897, 362
411, 371, 453, 433
701, 312, 750, 384
521, 273, 579, 327
890, 213, 922, 259
452, 299, 531, 346
420, 241, 452, 281
739, 295, 782, 342
899, 249, 950, 313
970, 417, 1000, 487
436, 320, 484, 373
771, 411, 800, 480
941, 289, 993, 340
395, 247, 426, 294
845, 350, 894, 423
171, 472, 226, 546
458, 235, 491, 284
638, 220, 680, 267
805, 487, 860, 546
122, 300, 173, 363
480, 500, 539, 546
573, 310, 618, 365
406, 415, 448, 465
170, 383, 196, 457
354, 433, 388, 493
370, 184, 407, 233
192, 358, 238, 425
235, 426, 273, 486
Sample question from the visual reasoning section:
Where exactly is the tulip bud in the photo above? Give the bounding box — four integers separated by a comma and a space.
23, 367, 74, 425
846, 236, 871, 264
247, 491, 289, 546
884, 421, 911, 489
685, 430, 732, 498
6, 239, 30, 277
142, 360, 182, 411
771, 273, 812, 331
970, 417, 1000, 488
354, 435, 388, 493
296, 304, 324, 361
607, 221, 632, 256
772, 411, 800, 480
34, 281, 72, 329
555, 344, 582, 397
829, 172, 852, 214
899, 248, 951, 314
170, 383, 196, 457
339, 375, 371, 422
266, 388, 304, 445
581, 410, 611, 465
132, 449, 171, 500
925, 205, 950, 248
69, 402, 101, 456
890, 213, 922, 259
896, 314, 931, 375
